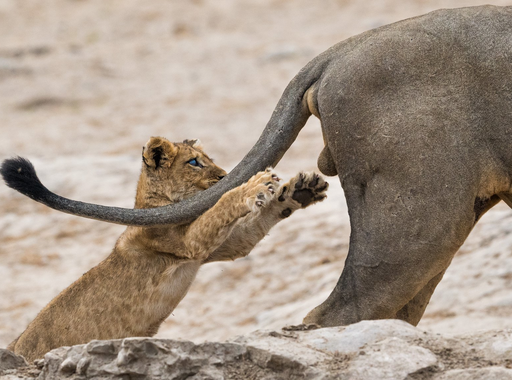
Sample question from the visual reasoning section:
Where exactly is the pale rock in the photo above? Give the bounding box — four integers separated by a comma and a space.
0, 348, 27, 371
345, 337, 439, 380
435, 367, 512, 380
233, 329, 329, 366
298, 319, 425, 354
4, 320, 512, 379
460, 329, 512, 361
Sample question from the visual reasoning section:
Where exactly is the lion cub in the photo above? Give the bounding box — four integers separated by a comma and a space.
8, 137, 328, 361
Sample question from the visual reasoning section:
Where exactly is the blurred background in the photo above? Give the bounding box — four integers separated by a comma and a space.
1, 0, 512, 348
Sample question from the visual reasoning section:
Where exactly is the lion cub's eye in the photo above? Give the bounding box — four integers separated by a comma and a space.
187, 158, 203, 168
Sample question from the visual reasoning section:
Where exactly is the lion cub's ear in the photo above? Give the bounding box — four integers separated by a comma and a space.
142, 137, 178, 169
183, 139, 203, 150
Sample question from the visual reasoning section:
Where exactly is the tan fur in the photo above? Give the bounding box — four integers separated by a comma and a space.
8, 137, 328, 362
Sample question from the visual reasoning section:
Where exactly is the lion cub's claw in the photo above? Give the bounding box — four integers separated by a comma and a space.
244, 168, 280, 212
280, 172, 328, 208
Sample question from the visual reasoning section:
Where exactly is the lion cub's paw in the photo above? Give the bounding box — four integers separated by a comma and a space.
243, 168, 280, 212
279, 172, 328, 208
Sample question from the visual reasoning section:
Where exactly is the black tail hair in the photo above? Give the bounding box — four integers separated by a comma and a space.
1, 157, 50, 202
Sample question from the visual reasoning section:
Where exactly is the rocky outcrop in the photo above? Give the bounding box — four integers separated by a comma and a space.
0, 348, 27, 371
2, 320, 512, 379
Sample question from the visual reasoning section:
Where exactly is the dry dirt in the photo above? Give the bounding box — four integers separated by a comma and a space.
1, 0, 512, 351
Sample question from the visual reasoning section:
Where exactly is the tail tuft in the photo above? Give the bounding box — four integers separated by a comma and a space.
1, 157, 49, 201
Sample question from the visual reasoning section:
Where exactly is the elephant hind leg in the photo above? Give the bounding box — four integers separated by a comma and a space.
394, 195, 501, 325
304, 170, 480, 327
395, 269, 446, 325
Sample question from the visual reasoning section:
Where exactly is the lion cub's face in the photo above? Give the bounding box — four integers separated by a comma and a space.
135, 137, 227, 209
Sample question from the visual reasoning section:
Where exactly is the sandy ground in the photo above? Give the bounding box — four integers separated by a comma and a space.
1, 0, 512, 349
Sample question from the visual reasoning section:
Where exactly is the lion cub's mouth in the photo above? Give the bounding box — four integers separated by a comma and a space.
197, 178, 222, 191
168, 178, 222, 203
199, 174, 225, 189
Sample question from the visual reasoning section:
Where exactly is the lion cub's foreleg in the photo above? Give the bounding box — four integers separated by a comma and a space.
206, 172, 328, 263
182, 169, 281, 260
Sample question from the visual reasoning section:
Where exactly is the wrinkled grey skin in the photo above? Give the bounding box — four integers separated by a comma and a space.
3, 5, 512, 327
